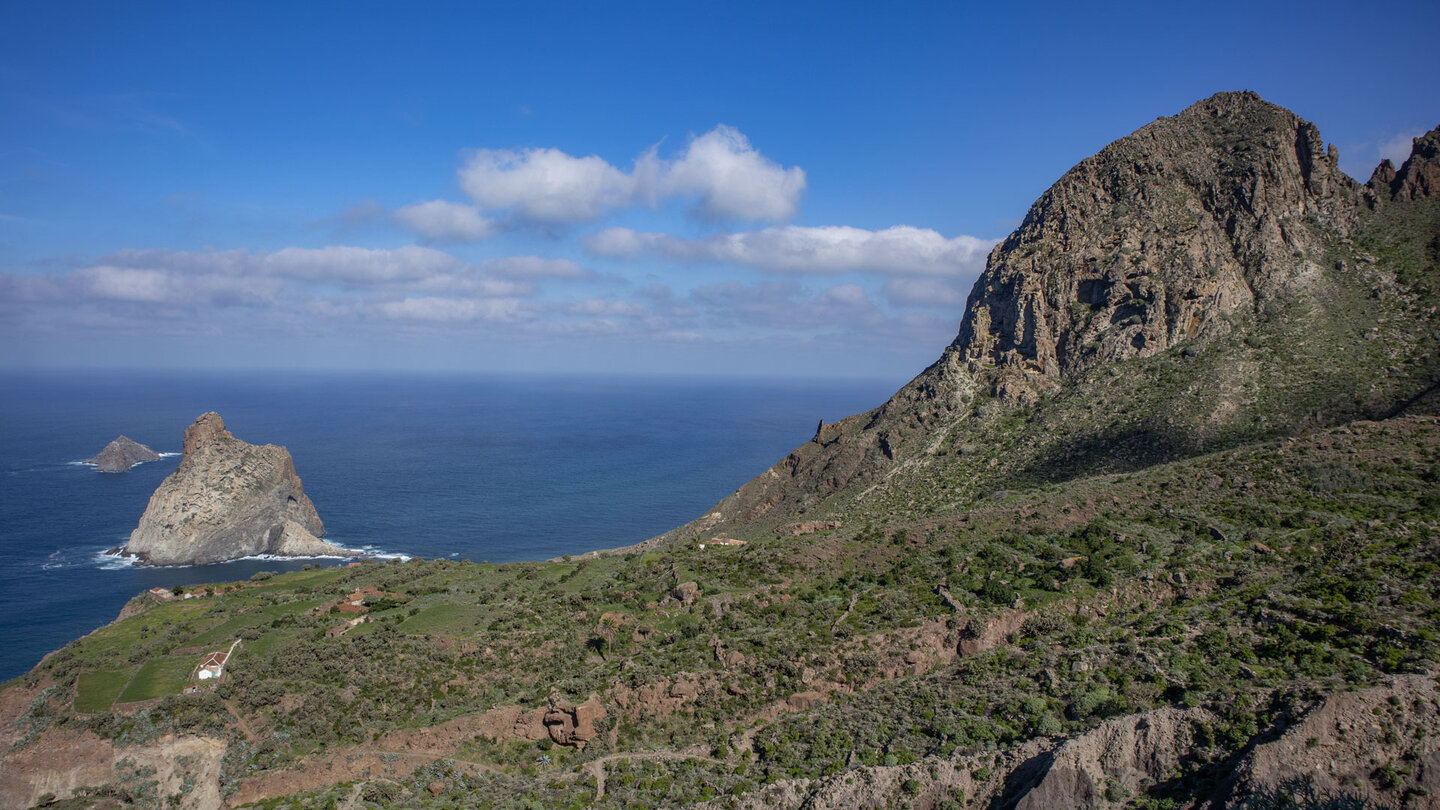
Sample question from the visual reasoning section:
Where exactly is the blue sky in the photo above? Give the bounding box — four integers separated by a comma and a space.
2, 1, 1437, 379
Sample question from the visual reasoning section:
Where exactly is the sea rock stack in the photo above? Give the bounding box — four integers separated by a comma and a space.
84, 436, 161, 472
123, 412, 354, 565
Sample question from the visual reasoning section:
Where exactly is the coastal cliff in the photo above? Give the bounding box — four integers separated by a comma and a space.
123, 412, 353, 565
83, 436, 161, 472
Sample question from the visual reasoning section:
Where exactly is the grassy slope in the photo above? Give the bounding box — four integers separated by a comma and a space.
12, 409, 1438, 808
9, 194, 1439, 808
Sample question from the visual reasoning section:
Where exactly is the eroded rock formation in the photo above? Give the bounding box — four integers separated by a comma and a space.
123, 412, 353, 565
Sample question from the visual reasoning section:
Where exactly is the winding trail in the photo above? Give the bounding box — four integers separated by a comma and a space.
581, 746, 718, 800
832, 592, 859, 631
224, 699, 257, 742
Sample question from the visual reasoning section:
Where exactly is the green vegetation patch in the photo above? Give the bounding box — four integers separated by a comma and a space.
117, 655, 194, 703
77, 602, 209, 657
187, 599, 324, 646
399, 603, 496, 636
73, 667, 135, 713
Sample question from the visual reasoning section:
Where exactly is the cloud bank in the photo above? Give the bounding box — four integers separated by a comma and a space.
583, 225, 995, 276
0, 246, 585, 325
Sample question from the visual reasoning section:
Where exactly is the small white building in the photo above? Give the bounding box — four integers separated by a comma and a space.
196, 651, 226, 680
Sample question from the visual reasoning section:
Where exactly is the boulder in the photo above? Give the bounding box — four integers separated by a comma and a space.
671, 581, 700, 605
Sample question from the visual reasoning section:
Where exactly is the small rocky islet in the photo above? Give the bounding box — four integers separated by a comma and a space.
82, 435, 161, 472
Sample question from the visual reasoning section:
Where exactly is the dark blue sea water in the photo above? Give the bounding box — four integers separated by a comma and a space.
0, 369, 898, 682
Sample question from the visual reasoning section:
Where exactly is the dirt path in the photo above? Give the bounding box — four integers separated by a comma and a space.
336, 783, 364, 810
224, 699, 257, 742
735, 725, 762, 756
229, 745, 497, 806
832, 592, 859, 631
581, 746, 718, 800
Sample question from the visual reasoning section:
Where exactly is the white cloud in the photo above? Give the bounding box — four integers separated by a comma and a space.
393, 200, 497, 242
641, 125, 806, 221
75, 266, 173, 303
451, 126, 803, 224
1380, 131, 1424, 167
56, 265, 283, 307
88, 247, 597, 300
567, 298, 646, 317
689, 280, 880, 330
581, 226, 647, 257
882, 277, 971, 308
410, 276, 534, 298
584, 225, 995, 276
263, 245, 464, 285
459, 147, 635, 222
476, 256, 589, 280
0, 244, 599, 335
0, 263, 283, 312
378, 297, 530, 323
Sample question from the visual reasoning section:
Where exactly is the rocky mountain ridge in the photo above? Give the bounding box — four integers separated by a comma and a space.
122, 412, 353, 566
648, 91, 1440, 548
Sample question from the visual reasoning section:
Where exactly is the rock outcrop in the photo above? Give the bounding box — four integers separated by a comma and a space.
83, 435, 161, 472
1009, 707, 1214, 810
123, 413, 353, 566
542, 695, 607, 749
1217, 674, 1440, 807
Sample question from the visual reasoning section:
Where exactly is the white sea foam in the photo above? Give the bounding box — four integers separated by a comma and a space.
90, 542, 408, 569
95, 548, 141, 569
347, 544, 411, 562
68, 452, 175, 469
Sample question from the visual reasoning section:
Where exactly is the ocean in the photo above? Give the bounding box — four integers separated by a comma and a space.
0, 369, 899, 682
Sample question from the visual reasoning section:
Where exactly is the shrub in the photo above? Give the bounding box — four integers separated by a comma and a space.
979, 579, 1017, 606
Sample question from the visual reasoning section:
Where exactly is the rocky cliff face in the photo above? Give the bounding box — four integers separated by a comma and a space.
83, 435, 161, 472
646, 92, 1440, 547
124, 412, 352, 565
951, 90, 1360, 401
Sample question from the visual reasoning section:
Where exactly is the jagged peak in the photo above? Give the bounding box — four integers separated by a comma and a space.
1371, 124, 1440, 202
181, 411, 235, 460
949, 91, 1360, 401
1175, 89, 1290, 119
